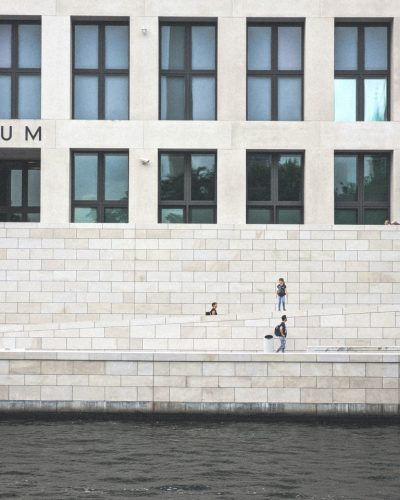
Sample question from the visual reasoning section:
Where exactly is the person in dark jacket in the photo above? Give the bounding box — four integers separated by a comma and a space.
276, 315, 287, 353
276, 278, 287, 311
209, 302, 218, 315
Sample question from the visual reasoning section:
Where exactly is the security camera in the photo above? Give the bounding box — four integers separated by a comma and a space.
140, 158, 150, 165
141, 28, 148, 34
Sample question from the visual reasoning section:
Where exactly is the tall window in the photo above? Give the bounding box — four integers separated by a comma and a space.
0, 160, 40, 221
71, 151, 129, 223
159, 151, 216, 223
72, 21, 129, 120
247, 152, 303, 224
0, 21, 41, 119
335, 153, 390, 224
335, 23, 390, 121
160, 21, 217, 120
247, 23, 303, 121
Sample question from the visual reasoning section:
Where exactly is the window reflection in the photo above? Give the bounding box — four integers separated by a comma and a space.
335, 27, 358, 70
335, 153, 390, 225
247, 77, 271, 121
365, 27, 388, 70
104, 154, 129, 201
364, 79, 387, 121
159, 152, 216, 224
160, 23, 216, 120
247, 23, 303, 121
248, 26, 271, 70
0, 160, 40, 222
247, 152, 303, 224
73, 22, 128, 120
160, 154, 185, 201
364, 156, 389, 202
191, 154, 215, 201
74, 155, 98, 201
72, 152, 129, 223
191, 26, 215, 70
334, 23, 389, 121
334, 79, 356, 121
334, 156, 357, 201
247, 153, 272, 202
278, 155, 302, 201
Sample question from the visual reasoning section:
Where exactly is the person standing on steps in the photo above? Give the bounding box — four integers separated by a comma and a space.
276, 278, 287, 311
275, 315, 288, 353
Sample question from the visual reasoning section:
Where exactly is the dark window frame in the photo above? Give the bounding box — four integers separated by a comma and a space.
0, 160, 40, 222
0, 20, 41, 119
334, 22, 391, 121
246, 151, 304, 224
246, 21, 304, 121
71, 150, 129, 223
159, 20, 218, 120
334, 151, 391, 224
158, 150, 217, 223
72, 20, 130, 120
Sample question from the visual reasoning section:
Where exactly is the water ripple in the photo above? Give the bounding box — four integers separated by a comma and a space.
0, 417, 398, 499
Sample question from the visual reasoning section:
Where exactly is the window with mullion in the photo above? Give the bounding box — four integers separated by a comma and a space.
160, 22, 217, 120
0, 21, 41, 119
71, 151, 129, 223
159, 151, 217, 223
334, 152, 390, 224
0, 160, 40, 222
72, 21, 129, 120
247, 23, 303, 121
247, 152, 303, 224
334, 23, 390, 121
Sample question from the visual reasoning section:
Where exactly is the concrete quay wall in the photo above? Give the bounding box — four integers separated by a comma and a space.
1, 305, 400, 352
0, 352, 398, 415
1, 224, 400, 324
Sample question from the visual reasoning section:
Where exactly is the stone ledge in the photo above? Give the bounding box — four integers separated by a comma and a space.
0, 350, 399, 362
0, 400, 398, 416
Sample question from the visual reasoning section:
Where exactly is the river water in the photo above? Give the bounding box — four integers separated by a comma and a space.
0, 415, 399, 499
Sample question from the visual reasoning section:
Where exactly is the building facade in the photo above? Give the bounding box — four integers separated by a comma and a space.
0, 0, 400, 226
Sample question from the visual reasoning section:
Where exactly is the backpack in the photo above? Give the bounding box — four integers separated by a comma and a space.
274, 324, 281, 337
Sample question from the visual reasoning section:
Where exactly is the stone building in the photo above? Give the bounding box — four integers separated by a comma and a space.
0, 1, 399, 414
0, 0, 399, 321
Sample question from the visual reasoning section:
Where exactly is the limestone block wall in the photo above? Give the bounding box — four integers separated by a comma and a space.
0, 352, 398, 414
1, 306, 399, 351
1, 224, 400, 324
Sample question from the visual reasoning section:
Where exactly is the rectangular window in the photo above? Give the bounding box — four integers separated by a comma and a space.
247, 152, 303, 224
159, 151, 216, 223
0, 159, 40, 221
159, 21, 217, 120
334, 153, 390, 224
334, 23, 390, 121
71, 151, 129, 223
0, 21, 41, 119
72, 21, 129, 120
247, 23, 303, 121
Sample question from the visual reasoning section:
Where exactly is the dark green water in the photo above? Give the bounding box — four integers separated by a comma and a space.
0, 416, 399, 499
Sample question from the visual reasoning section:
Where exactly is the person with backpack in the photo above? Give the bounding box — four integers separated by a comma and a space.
276, 278, 287, 311
274, 315, 288, 353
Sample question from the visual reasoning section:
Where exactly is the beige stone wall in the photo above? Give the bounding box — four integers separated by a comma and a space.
1, 1, 400, 224
0, 224, 400, 324
0, 352, 398, 412
1, 305, 399, 351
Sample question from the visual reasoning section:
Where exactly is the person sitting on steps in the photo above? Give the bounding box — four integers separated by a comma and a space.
206, 302, 218, 315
